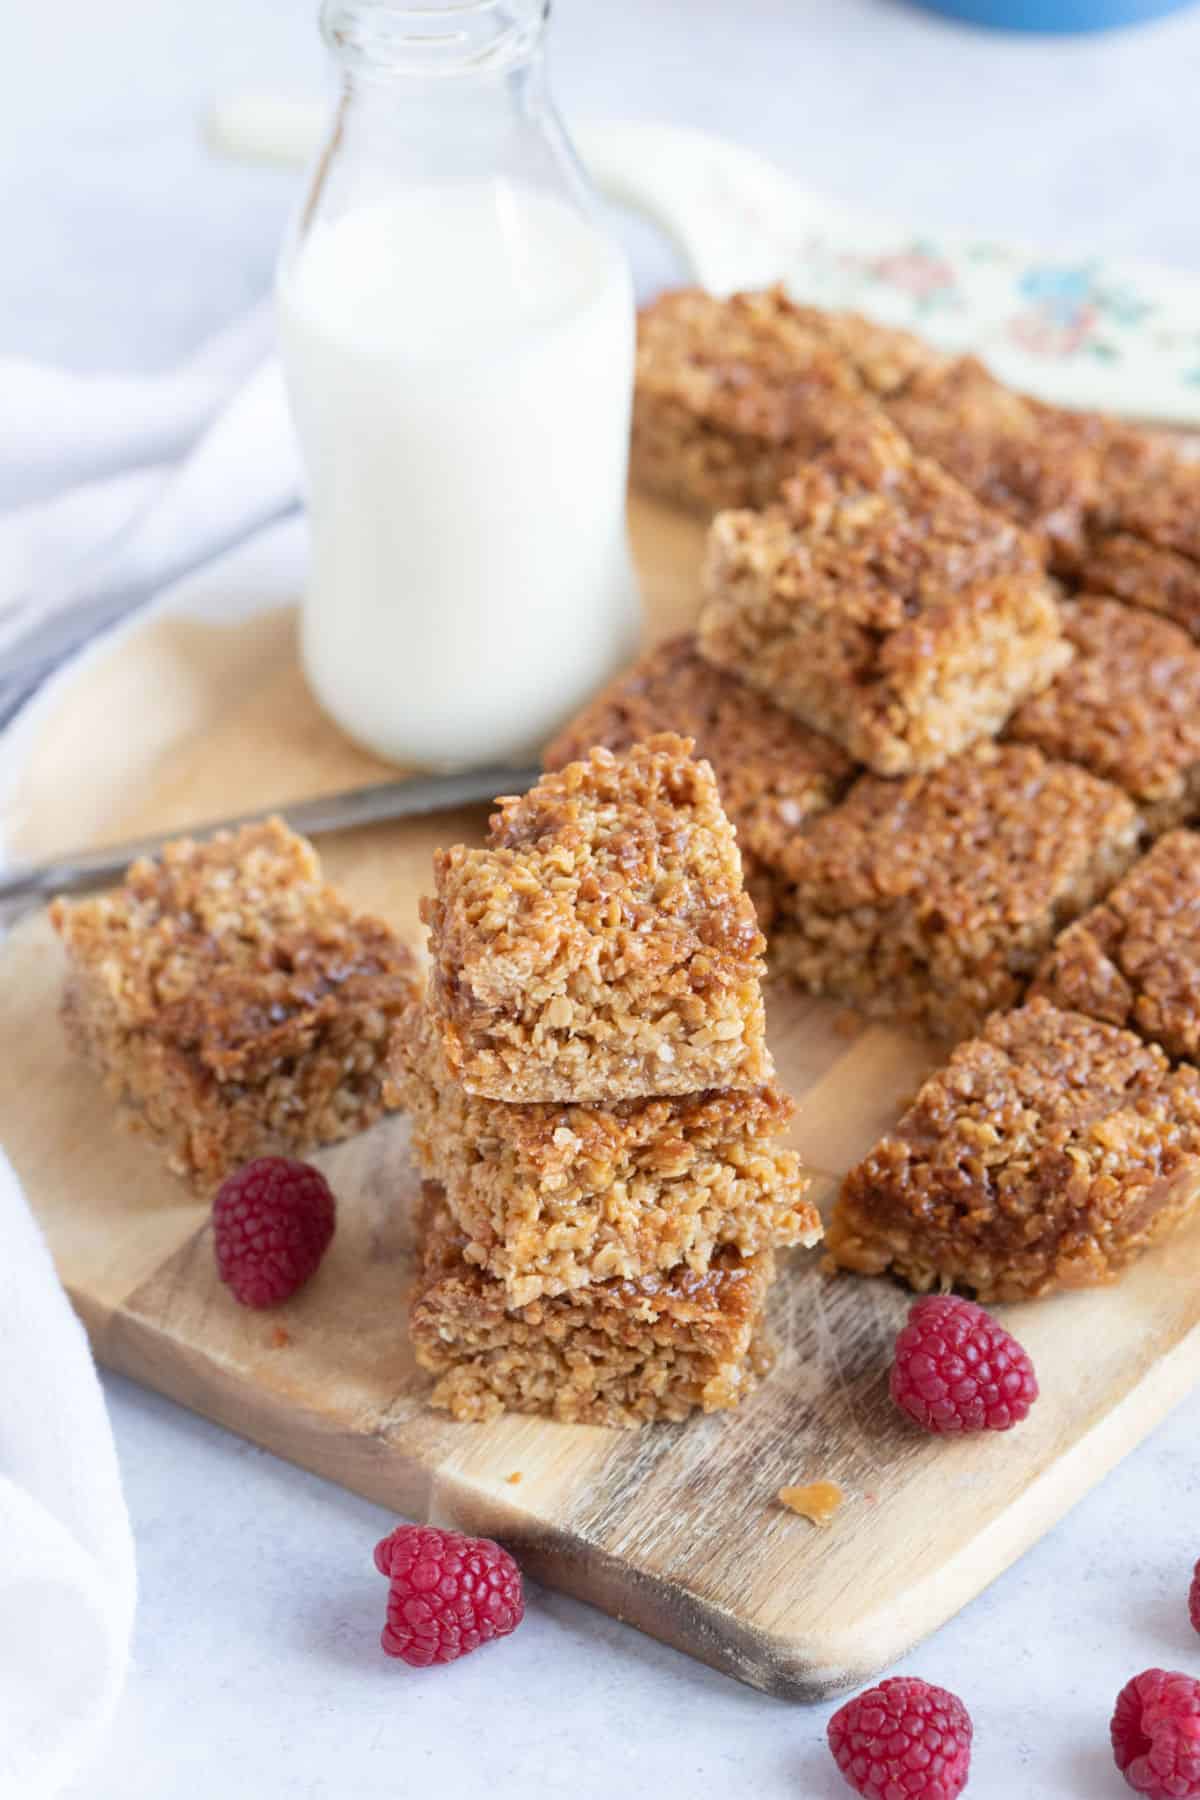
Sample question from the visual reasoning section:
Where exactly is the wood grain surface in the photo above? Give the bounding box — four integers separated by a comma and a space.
5, 495, 1200, 1699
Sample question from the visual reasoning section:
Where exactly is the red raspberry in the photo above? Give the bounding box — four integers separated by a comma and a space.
1111, 1669, 1200, 1797
828, 1676, 972, 1800
890, 1294, 1038, 1435
374, 1524, 524, 1666
1189, 1562, 1200, 1636
212, 1156, 336, 1308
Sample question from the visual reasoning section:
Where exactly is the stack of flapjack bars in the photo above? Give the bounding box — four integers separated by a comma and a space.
388, 734, 821, 1426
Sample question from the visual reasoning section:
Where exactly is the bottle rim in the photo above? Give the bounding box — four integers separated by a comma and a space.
321, 0, 550, 76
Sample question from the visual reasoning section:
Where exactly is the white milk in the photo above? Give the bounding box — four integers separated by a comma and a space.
277, 182, 640, 769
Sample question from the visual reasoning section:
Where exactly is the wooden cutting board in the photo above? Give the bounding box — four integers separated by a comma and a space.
5, 494, 1200, 1701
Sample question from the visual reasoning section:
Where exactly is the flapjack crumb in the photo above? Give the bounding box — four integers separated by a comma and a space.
778, 1481, 844, 1526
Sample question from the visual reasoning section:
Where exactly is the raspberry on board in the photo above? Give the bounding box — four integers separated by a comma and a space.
1112, 1669, 1200, 1798
1189, 1562, 1200, 1637
212, 1156, 336, 1308
374, 1524, 524, 1667
890, 1294, 1039, 1435
828, 1676, 972, 1800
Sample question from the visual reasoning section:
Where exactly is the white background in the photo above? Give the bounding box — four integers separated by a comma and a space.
7, 1, 1200, 1794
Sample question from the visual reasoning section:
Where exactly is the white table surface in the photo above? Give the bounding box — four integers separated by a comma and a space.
8, 1, 1200, 1794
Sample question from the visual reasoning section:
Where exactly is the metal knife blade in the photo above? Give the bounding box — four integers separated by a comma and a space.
0, 763, 542, 909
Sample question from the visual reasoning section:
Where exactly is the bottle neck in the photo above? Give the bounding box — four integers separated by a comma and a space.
321, 0, 549, 82
326, 46, 553, 186
297, 0, 597, 238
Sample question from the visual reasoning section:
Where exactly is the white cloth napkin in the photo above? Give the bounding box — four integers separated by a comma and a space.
0, 305, 300, 723
0, 1150, 136, 1800
0, 301, 301, 1797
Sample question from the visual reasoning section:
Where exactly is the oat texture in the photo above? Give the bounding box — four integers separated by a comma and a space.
52, 818, 417, 1189
422, 735, 772, 1103
1033, 830, 1200, 1063
1007, 595, 1200, 831
770, 743, 1140, 1041
543, 634, 854, 930
410, 1186, 776, 1426
631, 285, 929, 512
697, 420, 1069, 775
389, 1001, 818, 1305
829, 999, 1200, 1300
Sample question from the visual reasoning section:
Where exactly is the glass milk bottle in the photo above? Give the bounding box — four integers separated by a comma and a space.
277, 0, 641, 769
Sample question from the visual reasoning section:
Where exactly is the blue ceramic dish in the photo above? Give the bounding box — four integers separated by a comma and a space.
913, 0, 1195, 29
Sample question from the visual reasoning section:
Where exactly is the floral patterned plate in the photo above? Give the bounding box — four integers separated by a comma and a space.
580, 120, 1200, 424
